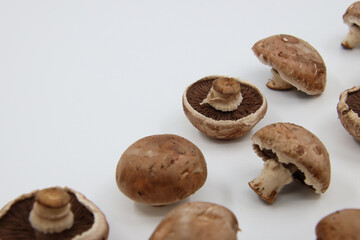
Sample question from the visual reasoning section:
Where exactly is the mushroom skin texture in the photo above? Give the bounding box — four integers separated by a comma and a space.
116, 134, 207, 206
252, 34, 327, 95
337, 85, 360, 141
0, 187, 109, 240
183, 75, 267, 139
149, 201, 239, 240
316, 209, 360, 240
342, 1, 360, 49
248, 122, 331, 203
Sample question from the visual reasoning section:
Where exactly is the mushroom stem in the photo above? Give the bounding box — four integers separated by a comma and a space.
249, 159, 296, 203
201, 77, 242, 112
266, 68, 293, 90
342, 24, 360, 49
29, 187, 74, 234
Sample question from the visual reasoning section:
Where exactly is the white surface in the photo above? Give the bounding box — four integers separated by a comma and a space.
0, 0, 359, 239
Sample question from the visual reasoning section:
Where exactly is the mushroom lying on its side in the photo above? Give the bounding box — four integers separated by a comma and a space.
342, 1, 360, 49
252, 34, 327, 95
316, 209, 360, 240
183, 75, 267, 139
337, 85, 360, 141
150, 201, 240, 240
248, 123, 331, 203
0, 186, 109, 240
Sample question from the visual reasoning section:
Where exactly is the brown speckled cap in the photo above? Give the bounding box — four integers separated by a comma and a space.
342, 2, 360, 49
150, 201, 239, 240
249, 122, 331, 203
252, 34, 326, 95
182, 75, 267, 139
316, 209, 360, 240
0, 187, 109, 240
116, 134, 207, 206
337, 85, 360, 141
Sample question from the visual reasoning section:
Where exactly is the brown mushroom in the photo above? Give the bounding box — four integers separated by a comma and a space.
0, 186, 109, 240
115, 134, 207, 206
182, 75, 267, 139
342, 1, 360, 49
252, 34, 327, 95
315, 209, 360, 240
248, 123, 331, 203
149, 201, 239, 240
337, 85, 360, 141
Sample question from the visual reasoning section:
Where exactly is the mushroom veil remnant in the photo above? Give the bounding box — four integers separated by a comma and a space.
252, 34, 327, 95
183, 75, 267, 139
342, 1, 360, 49
337, 85, 360, 141
248, 123, 331, 203
0, 186, 109, 240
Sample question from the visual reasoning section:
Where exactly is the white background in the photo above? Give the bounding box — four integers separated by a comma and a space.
0, 1, 359, 239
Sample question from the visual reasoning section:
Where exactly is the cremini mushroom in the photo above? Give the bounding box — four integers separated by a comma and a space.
116, 134, 207, 206
149, 201, 240, 240
248, 123, 331, 203
316, 209, 360, 240
0, 186, 109, 240
252, 34, 327, 95
182, 75, 267, 139
341, 1, 360, 49
337, 85, 360, 141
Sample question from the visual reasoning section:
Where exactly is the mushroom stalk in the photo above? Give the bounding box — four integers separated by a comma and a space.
342, 24, 360, 49
201, 77, 243, 112
249, 159, 296, 203
29, 187, 74, 234
266, 68, 293, 90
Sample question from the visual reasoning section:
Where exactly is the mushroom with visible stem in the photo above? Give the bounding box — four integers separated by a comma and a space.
183, 75, 267, 139
248, 123, 331, 203
252, 34, 327, 95
0, 186, 109, 240
342, 1, 360, 49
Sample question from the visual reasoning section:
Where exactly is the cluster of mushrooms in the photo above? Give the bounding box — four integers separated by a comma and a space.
0, 1, 359, 240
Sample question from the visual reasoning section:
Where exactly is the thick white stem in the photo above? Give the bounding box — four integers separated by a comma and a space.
342, 24, 360, 49
249, 159, 295, 203
266, 68, 293, 90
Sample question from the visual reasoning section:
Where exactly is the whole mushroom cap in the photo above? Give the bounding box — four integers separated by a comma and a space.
252, 34, 326, 95
116, 134, 207, 206
0, 187, 109, 240
149, 201, 239, 240
182, 75, 267, 139
316, 209, 360, 240
249, 123, 331, 203
337, 85, 360, 141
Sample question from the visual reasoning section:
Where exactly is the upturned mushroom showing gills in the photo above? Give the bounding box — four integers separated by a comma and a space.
341, 1, 360, 49
116, 134, 207, 206
248, 123, 331, 203
315, 209, 360, 240
149, 201, 240, 240
0, 186, 109, 240
252, 34, 327, 95
337, 85, 360, 141
182, 75, 267, 139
